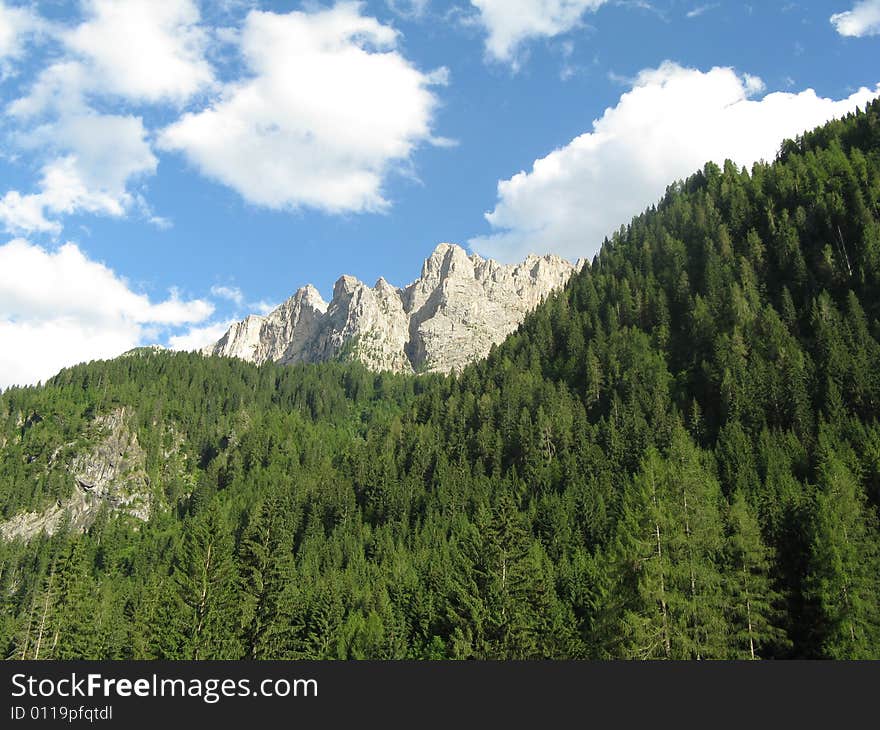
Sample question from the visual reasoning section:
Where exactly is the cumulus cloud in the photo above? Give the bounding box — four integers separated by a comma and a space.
158, 1, 447, 213
831, 0, 880, 36
63, 0, 214, 104
0, 190, 60, 236
251, 300, 277, 315
0, 319, 135, 391
0, 0, 213, 235
2, 1, 447, 233
6, 60, 85, 119
167, 319, 237, 352
0, 239, 213, 389
471, 62, 880, 263
168, 287, 280, 352
0, 107, 158, 235
174, 282, 284, 352
471, 0, 607, 65
0, 0, 43, 63
10, 1, 213, 112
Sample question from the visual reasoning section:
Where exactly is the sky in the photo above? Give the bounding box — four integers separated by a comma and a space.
0, 0, 878, 389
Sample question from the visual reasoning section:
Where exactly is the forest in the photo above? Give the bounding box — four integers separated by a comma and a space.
1, 100, 879, 660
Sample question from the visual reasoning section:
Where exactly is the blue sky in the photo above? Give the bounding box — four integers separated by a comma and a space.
0, 0, 878, 388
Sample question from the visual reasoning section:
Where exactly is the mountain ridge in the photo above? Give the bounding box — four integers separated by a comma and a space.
202, 243, 580, 373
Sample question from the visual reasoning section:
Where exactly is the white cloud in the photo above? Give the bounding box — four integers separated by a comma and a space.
0, 0, 42, 63
0, 0, 214, 235
158, 1, 447, 213
6, 60, 85, 119
0, 318, 136, 390
168, 319, 237, 352
10, 1, 213, 113
742, 73, 766, 95
0, 190, 60, 236
0, 239, 213, 388
831, 0, 880, 36
471, 62, 880, 262
0, 106, 158, 235
470, 0, 607, 65
168, 287, 280, 351
63, 0, 214, 104
210, 284, 244, 305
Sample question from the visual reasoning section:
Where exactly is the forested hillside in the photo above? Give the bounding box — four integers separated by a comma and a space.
1, 100, 879, 660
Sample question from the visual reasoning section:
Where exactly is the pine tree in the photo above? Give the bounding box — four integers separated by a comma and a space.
238, 491, 301, 659
612, 430, 728, 659
481, 492, 537, 658
444, 515, 491, 659
723, 491, 789, 659
612, 447, 675, 659
7, 564, 56, 661
803, 438, 880, 658
665, 430, 728, 660
52, 541, 101, 659
1, 100, 880, 662
173, 502, 242, 659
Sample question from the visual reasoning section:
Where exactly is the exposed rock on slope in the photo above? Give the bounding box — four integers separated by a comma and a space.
0, 408, 151, 541
209, 285, 329, 365
204, 243, 578, 373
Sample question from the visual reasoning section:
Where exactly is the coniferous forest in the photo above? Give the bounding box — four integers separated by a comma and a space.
1, 102, 879, 660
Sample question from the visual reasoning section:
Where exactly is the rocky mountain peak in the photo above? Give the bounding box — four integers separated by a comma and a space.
295, 284, 328, 312
421, 242, 473, 280
374, 276, 396, 294
333, 274, 363, 299
203, 243, 577, 373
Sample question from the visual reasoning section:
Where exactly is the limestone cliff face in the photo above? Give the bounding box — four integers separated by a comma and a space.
0, 408, 151, 542
203, 243, 578, 374
403, 244, 576, 372
210, 285, 328, 365
304, 275, 412, 372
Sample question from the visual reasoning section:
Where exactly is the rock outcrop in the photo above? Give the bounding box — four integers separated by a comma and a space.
204, 243, 578, 373
209, 285, 329, 365
0, 408, 151, 541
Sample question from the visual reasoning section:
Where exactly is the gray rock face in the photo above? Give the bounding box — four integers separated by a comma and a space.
0, 408, 151, 542
209, 285, 329, 365
203, 243, 578, 374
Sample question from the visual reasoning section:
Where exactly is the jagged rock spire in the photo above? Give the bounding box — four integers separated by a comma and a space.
202, 243, 576, 373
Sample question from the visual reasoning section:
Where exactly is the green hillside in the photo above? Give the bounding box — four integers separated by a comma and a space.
2, 100, 879, 660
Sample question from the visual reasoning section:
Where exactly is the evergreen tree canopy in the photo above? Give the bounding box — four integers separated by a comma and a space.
2, 100, 880, 659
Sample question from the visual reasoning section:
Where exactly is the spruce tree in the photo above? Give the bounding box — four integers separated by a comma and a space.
612, 430, 728, 659
803, 438, 880, 658
52, 541, 101, 659
723, 491, 789, 659
173, 502, 242, 659
238, 491, 301, 659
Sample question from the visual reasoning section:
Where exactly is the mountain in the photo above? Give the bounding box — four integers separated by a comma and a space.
1, 101, 879, 660
202, 243, 578, 373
